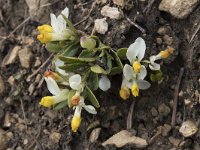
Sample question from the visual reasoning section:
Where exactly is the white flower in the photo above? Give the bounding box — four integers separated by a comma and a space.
120, 64, 150, 98
39, 76, 68, 107
98, 75, 111, 91
126, 37, 147, 74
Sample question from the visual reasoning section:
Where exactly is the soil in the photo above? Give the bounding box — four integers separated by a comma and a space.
0, 0, 200, 150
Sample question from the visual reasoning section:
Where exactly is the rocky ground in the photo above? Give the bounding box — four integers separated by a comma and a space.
0, 0, 200, 149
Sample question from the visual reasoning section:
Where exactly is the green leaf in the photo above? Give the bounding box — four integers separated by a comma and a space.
61, 15, 77, 35
67, 90, 76, 107
87, 72, 99, 91
59, 63, 88, 72
117, 48, 127, 60
53, 101, 67, 110
46, 42, 61, 52
85, 86, 100, 108
59, 56, 95, 63
90, 65, 107, 74
110, 66, 122, 75
79, 50, 95, 58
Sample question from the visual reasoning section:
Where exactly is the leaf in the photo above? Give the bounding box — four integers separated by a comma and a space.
87, 72, 99, 91
85, 86, 100, 108
79, 50, 95, 58
90, 65, 107, 74
61, 14, 77, 35
67, 90, 76, 107
59, 63, 88, 72
110, 66, 122, 75
53, 100, 67, 110
117, 48, 127, 60
59, 56, 95, 63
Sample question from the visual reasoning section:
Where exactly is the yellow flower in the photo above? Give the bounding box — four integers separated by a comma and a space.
133, 61, 142, 73
119, 87, 130, 100
131, 83, 139, 97
71, 115, 81, 132
159, 47, 174, 59
39, 96, 54, 107
37, 24, 53, 33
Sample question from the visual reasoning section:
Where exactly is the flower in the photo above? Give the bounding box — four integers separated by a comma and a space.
120, 64, 150, 98
149, 47, 174, 70
37, 7, 75, 44
71, 96, 97, 132
126, 37, 146, 73
39, 72, 68, 107
98, 75, 111, 91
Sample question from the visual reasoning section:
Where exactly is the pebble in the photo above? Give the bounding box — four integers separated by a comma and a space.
18, 47, 33, 68
94, 18, 108, 34
49, 132, 61, 143
159, 0, 199, 19
163, 35, 173, 45
179, 120, 198, 137
7, 76, 15, 86
2, 46, 21, 66
0, 129, 7, 150
0, 75, 4, 94
150, 107, 158, 117
101, 6, 121, 19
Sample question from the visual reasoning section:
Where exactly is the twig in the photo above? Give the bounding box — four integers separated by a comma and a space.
127, 100, 136, 129
171, 68, 184, 127
27, 53, 54, 81
19, 98, 27, 130
189, 22, 200, 43
125, 16, 146, 34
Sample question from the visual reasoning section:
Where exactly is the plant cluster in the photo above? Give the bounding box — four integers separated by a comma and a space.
37, 7, 174, 132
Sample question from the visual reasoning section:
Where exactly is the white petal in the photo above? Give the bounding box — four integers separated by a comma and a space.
83, 105, 97, 114
138, 65, 147, 80
137, 80, 151, 90
149, 63, 160, 71
61, 7, 69, 18
99, 75, 111, 91
126, 42, 138, 63
45, 77, 61, 95
136, 37, 146, 61
50, 13, 59, 33
69, 74, 82, 90
123, 64, 134, 81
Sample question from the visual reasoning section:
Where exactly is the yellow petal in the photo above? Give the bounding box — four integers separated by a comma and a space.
119, 87, 130, 100
71, 116, 81, 132
133, 61, 141, 73
159, 47, 174, 59
37, 24, 53, 33
39, 96, 54, 107
131, 83, 139, 97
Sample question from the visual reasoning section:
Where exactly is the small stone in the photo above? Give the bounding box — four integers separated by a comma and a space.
158, 103, 171, 117
34, 57, 41, 67
159, 0, 199, 19
156, 38, 162, 45
28, 83, 35, 96
94, 18, 108, 34
179, 120, 198, 137
0, 129, 7, 150
0, 75, 4, 94
18, 47, 33, 68
89, 128, 101, 143
112, 0, 125, 6
23, 139, 28, 145
157, 26, 167, 35
151, 107, 158, 117
163, 35, 173, 45
7, 76, 15, 86
2, 46, 21, 66
161, 124, 172, 136
101, 6, 121, 19
168, 136, 181, 147
49, 132, 61, 143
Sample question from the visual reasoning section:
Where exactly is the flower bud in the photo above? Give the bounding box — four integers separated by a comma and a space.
80, 36, 96, 50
